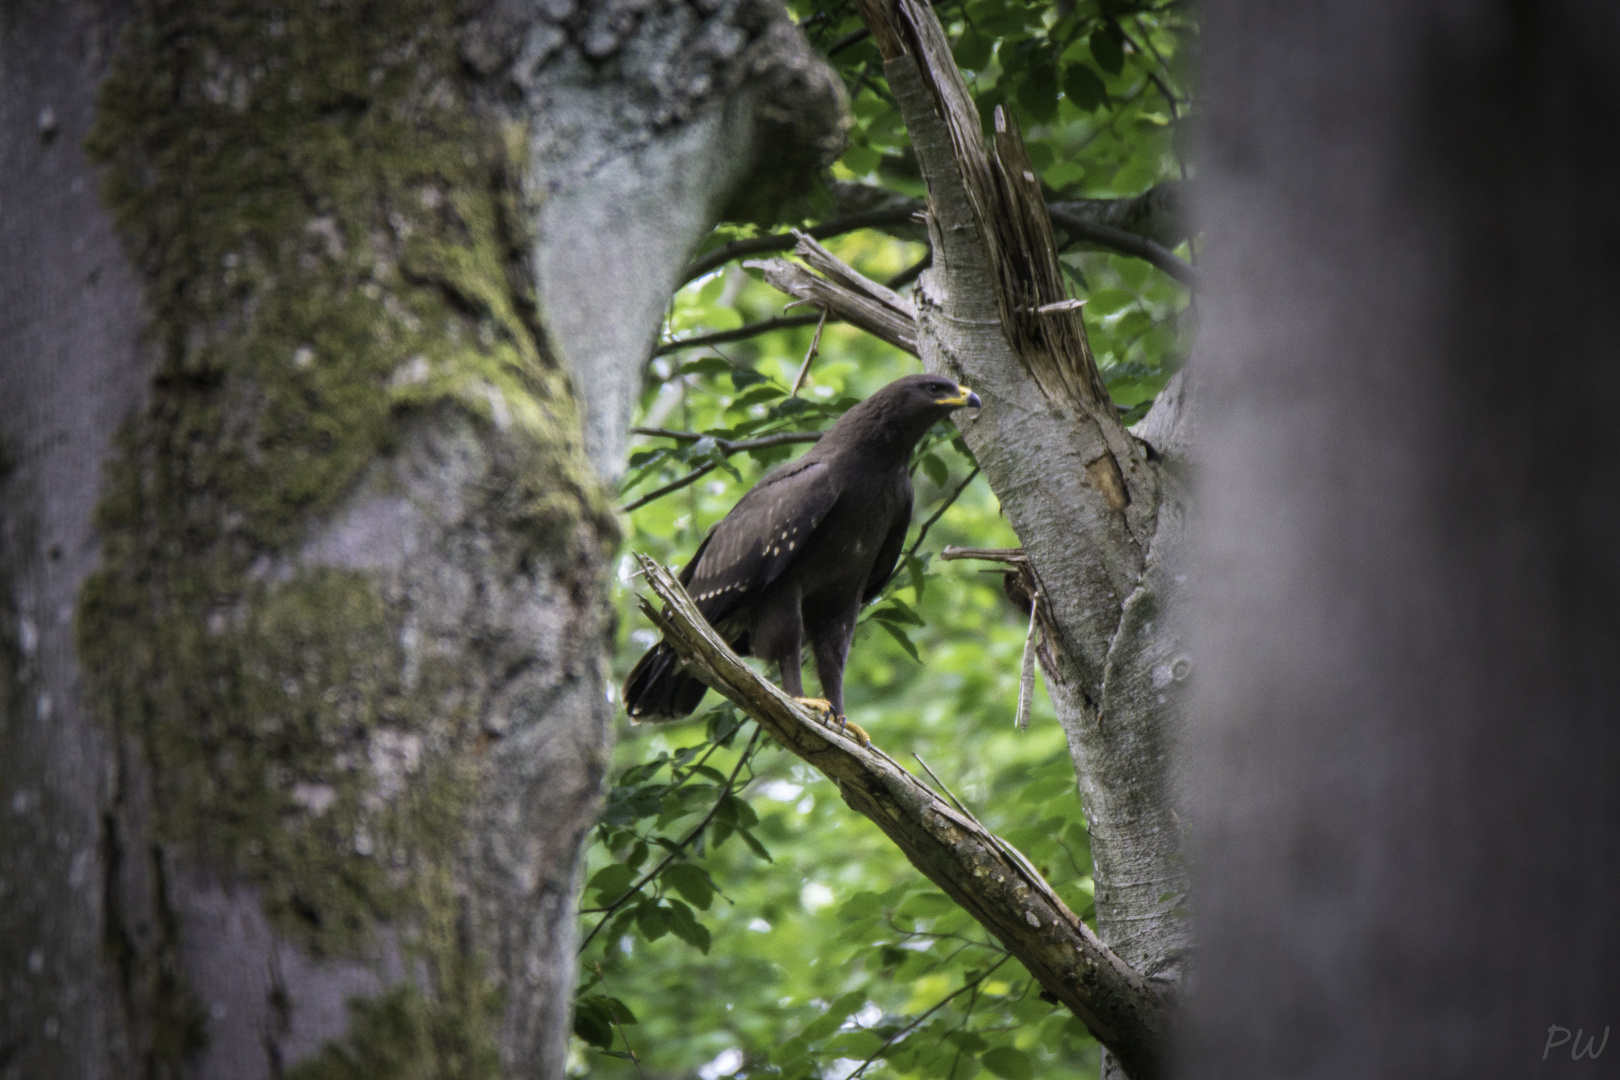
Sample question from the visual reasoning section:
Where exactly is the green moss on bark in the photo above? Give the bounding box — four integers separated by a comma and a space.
283, 968, 504, 1080
76, 0, 614, 1066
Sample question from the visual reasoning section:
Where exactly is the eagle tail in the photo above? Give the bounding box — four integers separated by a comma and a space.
622, 641, 709, 720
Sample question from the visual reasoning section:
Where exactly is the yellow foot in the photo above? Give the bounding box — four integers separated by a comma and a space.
793, 698, 871, 747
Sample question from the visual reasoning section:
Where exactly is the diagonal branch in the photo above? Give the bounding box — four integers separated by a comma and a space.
632, 554, 1171, 1080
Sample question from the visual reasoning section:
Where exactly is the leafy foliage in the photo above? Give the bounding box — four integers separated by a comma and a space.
572, 0, 1195, 1076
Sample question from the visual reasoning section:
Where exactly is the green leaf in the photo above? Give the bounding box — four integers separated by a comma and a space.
588, 863, 635, 904
1089, 25, 1124, 75
1062, 64, 1108, 112
877, 620, 922, 663
1016, 60, 1059, 123
1084, 287, 1136, 316
874, 597, 926, 626
681, 355, 732, 376
842, 143, 880, 175
770, 1036, 810, 1066
573, 997, 616, 1049
738, 828, 773, 862
662, 898, 712, 953
803, 990, 869, 1041
837, 890, 886, 919
709, 817, 734, 850
980, 1046, 1035, 1080
825, 1029, 887, 1057
921, 452, 949, 487
730, 384, 786, 410
634, 899, 670, 941
953, 29, 992, 70
895, 889, 957, 918
663, 863, 715, 910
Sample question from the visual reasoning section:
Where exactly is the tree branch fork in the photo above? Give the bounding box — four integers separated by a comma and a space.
632, 554, 1171, 1080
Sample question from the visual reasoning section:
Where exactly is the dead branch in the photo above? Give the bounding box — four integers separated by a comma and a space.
633, 554, 1171, 1080
745, 233, 920, 356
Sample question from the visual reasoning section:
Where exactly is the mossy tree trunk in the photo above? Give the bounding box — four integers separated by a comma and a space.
0, 1, 840, 1078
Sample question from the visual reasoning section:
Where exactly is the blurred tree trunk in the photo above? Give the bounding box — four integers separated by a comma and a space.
1186, 2, 1620, 1078
0, 2, 840, 1078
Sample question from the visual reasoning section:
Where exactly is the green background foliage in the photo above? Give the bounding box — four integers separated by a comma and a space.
573, 1, 1194, 1076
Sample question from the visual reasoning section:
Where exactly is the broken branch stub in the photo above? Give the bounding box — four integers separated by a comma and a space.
744, 240, 919, 356
631, 554, 1172, 1080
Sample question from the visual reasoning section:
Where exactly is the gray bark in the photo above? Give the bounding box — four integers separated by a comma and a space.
0, 4, 150, 1074
483, 0, 847, 475
1185, 2, 1620, 1078
0, 2, 840, 1078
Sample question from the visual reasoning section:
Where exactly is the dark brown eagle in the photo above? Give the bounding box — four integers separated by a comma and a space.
623, 374, 980, 740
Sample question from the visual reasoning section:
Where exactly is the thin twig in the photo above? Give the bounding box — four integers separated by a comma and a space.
620, 462, 717, 513
594, 962, 651, 1080
578, 726, 764, 953
655, 313, 827, 356
912, 752, 978, 824
938, 546, 1027, 564
886, 250, 932, 292
946, 977, 985, 1080
620, 431, 823, 513
681, 208, 920, 286
790, 308, 829, 397
1015, 589, 1039, 731
847, 955, 1013, 1080
905, 467, 980, 562
630, 428, 822, 453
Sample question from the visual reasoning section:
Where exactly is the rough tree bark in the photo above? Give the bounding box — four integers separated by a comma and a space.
0, 1, 839, 1078
1185, 2, 1620, 1078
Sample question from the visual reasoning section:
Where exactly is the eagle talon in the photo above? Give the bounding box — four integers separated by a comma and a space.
835, 714, 871, 748
794, 698, 870, 747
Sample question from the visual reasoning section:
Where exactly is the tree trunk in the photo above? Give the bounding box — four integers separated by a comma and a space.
1185, 2, 1620, 1077
0, 1, 839, 1077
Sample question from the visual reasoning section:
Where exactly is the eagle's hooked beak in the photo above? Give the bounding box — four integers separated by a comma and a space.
935, 385, 982, 410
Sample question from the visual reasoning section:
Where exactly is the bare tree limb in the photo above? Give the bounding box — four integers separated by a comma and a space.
632, 555, 1172, 1080
746, 234, 920, 355
1046, 209, 1200, 288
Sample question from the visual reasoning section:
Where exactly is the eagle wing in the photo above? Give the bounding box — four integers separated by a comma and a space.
684, 456, 839, 620
861, 502, 913, 604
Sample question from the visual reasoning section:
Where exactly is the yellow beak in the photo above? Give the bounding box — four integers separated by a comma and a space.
934, 386, 982, 409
